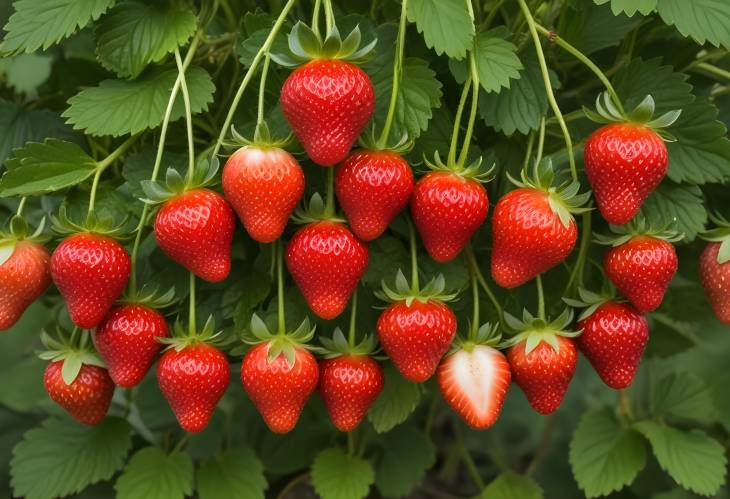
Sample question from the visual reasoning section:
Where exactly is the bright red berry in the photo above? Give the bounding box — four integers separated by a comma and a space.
280, 59, 375, 166
222, 146, 305, 243
0, 240, 51, 331
699, 242, 730, 324
95, 304, 168, 388
335, 149, 414, 241
51, 233, 130, 329
241, 342, 319, 434
157, 343, 230, 433
44, 361, 114, 425
286, 221, 368, 320
154, 189, 236, 282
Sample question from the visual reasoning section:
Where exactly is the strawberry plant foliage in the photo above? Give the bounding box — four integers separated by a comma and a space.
2, 0, 730, 498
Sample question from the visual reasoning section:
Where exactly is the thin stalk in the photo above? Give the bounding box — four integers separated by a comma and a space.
447, 75, 472, 166
87, 134, 138, 223
565, 212, 591, 294
465, 244, 503, 324
348, 287, 358, 347
536, 274, 545, 320
482, 0, 504, 30
312, 0, 322, 36
535, 116, 546, 165
521, 131, 535, 172
257, 52, 271, 127
15, 197, 27, 217
171, 434, 190, 454
175, 49, 196, 182
470, 259, 480, 340
188, 272, 196, 335
406, 215, 419, 290
377, 0, 408, 148
324, 167, 335, 217
453, 420, 485, 490
693, 62, 730, 83
323, 0, 334, 32
618, 389, 633, 421
457, 52, 480, 167
277, 240, 286, 335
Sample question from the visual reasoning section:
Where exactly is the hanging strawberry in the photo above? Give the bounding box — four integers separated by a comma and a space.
698, 214, 730, 324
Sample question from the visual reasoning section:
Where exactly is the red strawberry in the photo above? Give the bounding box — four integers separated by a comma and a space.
44, 361, 114, 425
0, 240, 51, 331
437, 345, 511, 429
319, 354, 384, 432
154, 189, 235, 282
222, 146, 305, 243
51, 233, 131, 329
699, 242, 730, 324
411, 171, 488, 262
241, 342, 319, 433
286, 221, 368, 320
157, 343, 230, 432
95, 304, 168, 388
576, 301, 648, 389
335, 149, 414, 241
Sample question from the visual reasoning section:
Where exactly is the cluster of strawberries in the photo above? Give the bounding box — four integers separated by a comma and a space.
1, 21, 729, 435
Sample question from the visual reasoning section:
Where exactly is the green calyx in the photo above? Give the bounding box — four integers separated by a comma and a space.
122, 284, 176, 309
158, 315, 224, 352
319, 328, 378, 358
271, 22, 376, 68
358, 127, 414, 154
508, 158, 591, 229
291, 193, 345, 224
594, 215, 684, 247
451, 322, 502, 354
583, 92, 682, 142
423, 150, 495, 183
51, 205, 130, 239
0, 216, 48, 266
563, 287, 617, 321
501, 308, 581, 354
701, 213, 730, 264
223, 122, 293, 150
141, 157, 219, 205
244, 313, 316, 367
38, 329, 105, 385
374, 269, 459, 306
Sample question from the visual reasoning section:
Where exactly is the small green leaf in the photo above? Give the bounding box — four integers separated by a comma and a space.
407, 0, 475, 59
481, 471, 544, 499
0, 53, 53, 96
197, 448, 267, 499
639, 183, 707, 242
594, 0, 657, 16
472, 34, 523, 93
375, 425, 435, 497
656, 0, 730, 49
367, 366, 421, 433
115, 447, 193, 499
634, 421, 727, 496
652, 372, 718, 424
311, 448, 374, 499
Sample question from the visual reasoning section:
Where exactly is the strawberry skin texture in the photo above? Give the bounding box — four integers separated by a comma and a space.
577, 301, 648, 389
222, 146, 305, 243
285, 221, 368, 320
411, 172, 488, 262
241, 342, 319, 434
335, 149, 414, 241
699, 242, 730, 324
491, 188, 577, 288
157, 343, 230, 433
584, 123, 667, 225
280, 59, 375, 166
507, 337, 577, 415
44, 362, 114, 425
604, 236, 678, 313
319, 355, 384, 432
0, 241, 51, 331
377, 300, 457, 383
437, 345, 511, 430
154, 189, 236, 282
51, 233, 131, 329
95, 304, 168, 388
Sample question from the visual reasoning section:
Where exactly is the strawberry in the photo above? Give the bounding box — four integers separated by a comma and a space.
286, 220, 368, 320
95, 304, 169, 388
0, 239, 51, 331
154, 189, 236, 282
700, 242, 730, 324
491, 161, 590, 289
44, 362, 114, 425
583, 92, 680, 225
335, 149, 414, 241
222, 145, 305, 243
51, 232, 131, 329
273, 23, 376, 166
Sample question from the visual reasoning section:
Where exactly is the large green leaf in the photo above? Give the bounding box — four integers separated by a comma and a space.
10, 417, 132, 499
561, 2, 643, 55
375, 425, 435, 497
651, 372, 718, 424
569, 408, 647, 498
367, 365, 421, 433
634, 421, 727, 496
311, 448, 374, 499
0, 53, 52, 96
95, 1, 196, 78
472, 33, 523, 93
612, 58, 693, 113
594, 0, 657, 17
639, 183, 706, 242
62, 65, 215, 137
0, 0, 115, 55
407, 0, 474, 59
197, 448, 267, 499
481, 471, 544, 499
115, 447, 193, 499
657, 0, 730, 49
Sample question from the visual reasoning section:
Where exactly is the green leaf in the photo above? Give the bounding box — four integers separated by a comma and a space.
407, 0, 475, 59
0, 53, 52, 96
10, 417, 132, 499
646, 313, 699, 357
237, 29, 289, 68
367, 365, 421, 433
639, 183, 706, 242
375, 426, 435, 497
95, 1, 197, 78
569, 408, 647, 498
311, 448, 374, 499
612, 58, 694, 114
561, 2, 643, 55
0, 0, 116, 55
115, 447, 193, 499
197, 448, 267, 499
472, 34, 523, 93
652, 372, 718, 424
480, 471, 544, 499
594, 0, 657, 16
634, 421, 727, 496
656, 0, 730, 49
0, 139, 97, 197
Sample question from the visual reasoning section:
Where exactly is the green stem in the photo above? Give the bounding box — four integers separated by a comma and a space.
211, 0, 297, 159
311, 0, 322, 36
87, 134, 138, 224
469, 256, 480, 340
447, 74, 472, 167
188, 272, 196, 335
174, 49, 196, 183
481, 0, 504, 30
535, 116, 546, 165
692, 62, 730, 83
323, 0, 334, 32
465, 244, 503, 324
377, 0, 408, 148
406, 215, 419, 291
453, 420, 485, 490
257, 52, 271, 127
536, 274, 545, 320
565, 212, 591, 294
521, 131, 535, 173
517, 0, 577, 181
324, 166, 335, 217
618, 389, 633, 421
277, 240, 286, 335
348, 287, 358, 347
15, 197, 27, 217
457, 52, 480, 168
171, 434, 190, 454
347, 431, 355, 456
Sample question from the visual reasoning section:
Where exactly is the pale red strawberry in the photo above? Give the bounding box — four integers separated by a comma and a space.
0, 240, 51, 331
44, 361, 114, 425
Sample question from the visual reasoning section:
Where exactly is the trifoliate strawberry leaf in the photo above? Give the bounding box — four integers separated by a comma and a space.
569, 408, 647, 498
115, 447, 193, 499
594, 0, 657, 16
374, 425, 435, 497
0, 0, 116, 55
197, 448, 267, 499
63, 65, 215, 137
367, 365, 421, 433
311, 448, 374, 499
10, 417, 132, 499
95, 1, 196, 78
406, 0, 474, 60
481, 471, 544, 499
634, 421, 727, 497
656, 0, 730, 49
651, 372, 718, 424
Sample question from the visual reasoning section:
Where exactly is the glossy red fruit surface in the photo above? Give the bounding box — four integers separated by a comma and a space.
0, 241, 51, 331
699, 242, 730, 324
44, 362, 114, 425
